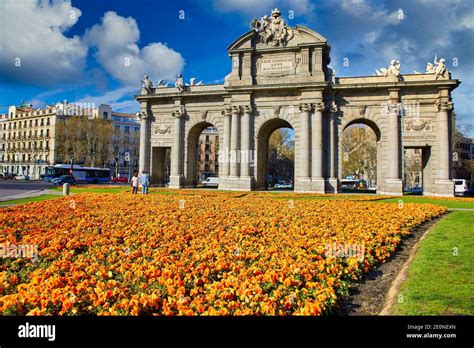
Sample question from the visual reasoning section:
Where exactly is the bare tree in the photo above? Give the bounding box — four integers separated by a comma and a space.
341, 125, 377, 184
268, 128, 295, 184
55, 116, 87, 164
84, 118, 113, 167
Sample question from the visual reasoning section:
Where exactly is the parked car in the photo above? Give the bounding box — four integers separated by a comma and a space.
52, 175, 77, 185
14, 174, 30, 180
454, 179, 470, 196
274, 182, 293, 189
2, 173, 16, 180
111, 176, 128, 183
202, 177, 219, 187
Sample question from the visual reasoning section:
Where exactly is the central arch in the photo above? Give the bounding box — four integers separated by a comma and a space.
256, 118, 294, 190
341, 118, 382, 193
185, 121, 219, 187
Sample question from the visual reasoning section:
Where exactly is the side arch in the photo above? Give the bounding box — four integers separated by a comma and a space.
338, 106, 385, 192
185, 121, 219, 187
255, 117, 294, 190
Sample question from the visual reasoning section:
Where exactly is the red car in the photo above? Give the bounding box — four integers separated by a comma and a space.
111, 176, 128, 183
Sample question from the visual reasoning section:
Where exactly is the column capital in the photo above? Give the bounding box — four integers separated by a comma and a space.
382, 102, 401, 116
172, 105, 186, 118
243, 104, 253, 114
436, 100, 453, 112
327, 101, 338, 114
136, 111, 150, 121
231, 105, 243, 115
313, 102, 325, 113
299, 103, 313, 113
221, 106, 232, 117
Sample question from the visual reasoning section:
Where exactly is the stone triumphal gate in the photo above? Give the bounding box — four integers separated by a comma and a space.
136, 9, 459, 196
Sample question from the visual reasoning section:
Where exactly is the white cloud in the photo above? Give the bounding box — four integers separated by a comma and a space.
212, 0, 314, 17
0, 0, 88, 85
85, 11, 185, 85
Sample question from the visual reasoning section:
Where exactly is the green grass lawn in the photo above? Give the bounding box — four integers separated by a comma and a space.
0, 194, 62, 207
50, 185, 130, 194
378, 196, 474, 209
390, 210, 474, 315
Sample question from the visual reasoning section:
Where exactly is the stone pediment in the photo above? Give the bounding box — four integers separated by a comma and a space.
228, 25, 327, 52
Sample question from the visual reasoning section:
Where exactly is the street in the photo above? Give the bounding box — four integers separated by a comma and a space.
0, 180, 55, 200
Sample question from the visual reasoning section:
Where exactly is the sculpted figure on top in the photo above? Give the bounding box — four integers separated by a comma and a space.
251, 8, 294, 47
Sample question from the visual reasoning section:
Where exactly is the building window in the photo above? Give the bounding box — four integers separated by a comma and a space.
103, 111, 109, 118
115, 125, 120, 131
45, 141, 49, 150
124, 126, 130, 133
46, 129, 49, 137
46, 118, 50, 126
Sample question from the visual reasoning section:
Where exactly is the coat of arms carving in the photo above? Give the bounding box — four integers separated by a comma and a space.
250, 8, 294, 47
404, 118, 432, 131
154, 124, 172, 135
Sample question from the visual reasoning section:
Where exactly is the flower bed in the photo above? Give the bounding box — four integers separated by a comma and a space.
0, 192, 446, 315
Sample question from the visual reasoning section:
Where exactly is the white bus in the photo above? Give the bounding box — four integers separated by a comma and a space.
44, 164, 111, 184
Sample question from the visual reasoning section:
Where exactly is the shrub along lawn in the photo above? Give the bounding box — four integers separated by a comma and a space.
390, 210, 474, 315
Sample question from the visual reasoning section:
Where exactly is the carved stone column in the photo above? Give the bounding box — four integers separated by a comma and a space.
387, 103, 400, 180
311, 102, 324, 179
435, 99, 454, 196
240, 105, 252, 179
311, 102, 325, 193
297, 103, 312, 191
221, 107, 232, 178
138, 112, 150, 174
229, 105, 241, 178
169, 106, 185, 188
384, 102, 403, 195
327, 102, 339, 192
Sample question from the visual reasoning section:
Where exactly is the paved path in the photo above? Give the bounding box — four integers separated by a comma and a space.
0, 181, 61, 202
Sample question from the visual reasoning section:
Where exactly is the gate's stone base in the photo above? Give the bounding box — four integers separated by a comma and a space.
425, 180, 454, 197
310, 178, 326, 193
218, 176, 253, 191
379, 179, 404, 196
294, 178, 312, 192
169, 174, 184, 189
325, 178, 339, 194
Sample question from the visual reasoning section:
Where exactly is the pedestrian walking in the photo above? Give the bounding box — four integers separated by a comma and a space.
139, 171, 150, 194
131, 171, 139, 194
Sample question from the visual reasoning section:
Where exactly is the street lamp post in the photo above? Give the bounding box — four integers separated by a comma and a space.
114, 155, 119, 178
32, 143, 37, 180
68, 148, 75, 175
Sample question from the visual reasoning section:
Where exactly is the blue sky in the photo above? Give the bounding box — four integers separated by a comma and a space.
0, 0, 473, 131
